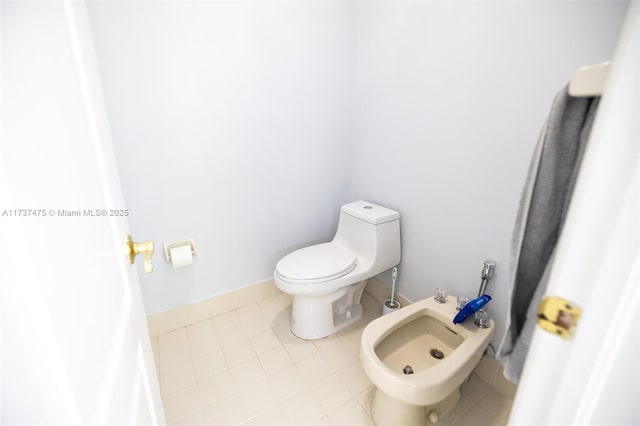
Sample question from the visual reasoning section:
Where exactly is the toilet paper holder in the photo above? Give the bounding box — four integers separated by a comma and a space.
163, 239, 197, 263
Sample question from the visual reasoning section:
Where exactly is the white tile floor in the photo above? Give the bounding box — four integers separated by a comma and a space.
151, 292, 515, 426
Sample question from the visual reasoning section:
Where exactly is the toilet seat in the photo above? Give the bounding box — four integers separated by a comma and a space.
275, 243, 357, 283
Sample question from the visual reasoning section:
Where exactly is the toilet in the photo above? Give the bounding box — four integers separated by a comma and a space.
274, 201, 401, 340
360, 294, 494, 425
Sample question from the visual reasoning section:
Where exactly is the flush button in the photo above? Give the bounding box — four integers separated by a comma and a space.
363, 205, 373, 209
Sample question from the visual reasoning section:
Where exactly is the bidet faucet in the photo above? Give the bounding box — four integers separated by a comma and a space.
477, 261, 495, 297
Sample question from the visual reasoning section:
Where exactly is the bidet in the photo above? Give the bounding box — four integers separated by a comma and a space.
360, 294, 494, 426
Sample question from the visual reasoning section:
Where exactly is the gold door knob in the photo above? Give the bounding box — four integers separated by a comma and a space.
126, 234, 154, 273
537, 296, 581, 339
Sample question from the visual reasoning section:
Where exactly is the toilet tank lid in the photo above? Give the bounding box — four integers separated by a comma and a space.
341, 201, 400, 224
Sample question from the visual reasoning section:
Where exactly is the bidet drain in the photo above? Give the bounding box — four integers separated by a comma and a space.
430, 348, 444, 360
403, 365, 414, 375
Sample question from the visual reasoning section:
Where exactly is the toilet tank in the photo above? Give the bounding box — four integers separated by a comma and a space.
332, 201, 401, 274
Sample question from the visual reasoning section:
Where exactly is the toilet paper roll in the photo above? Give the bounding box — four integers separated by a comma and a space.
169, 245, 193, 268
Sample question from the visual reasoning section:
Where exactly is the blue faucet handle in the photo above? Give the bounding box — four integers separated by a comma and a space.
453, 294, 492, 324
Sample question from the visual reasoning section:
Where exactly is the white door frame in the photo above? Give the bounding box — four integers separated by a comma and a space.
0, 1, 165, 424
509, 4, 639, 425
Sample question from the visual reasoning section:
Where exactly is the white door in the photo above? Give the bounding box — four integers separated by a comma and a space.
508, 4, 638, 425
0, 1, 165, 424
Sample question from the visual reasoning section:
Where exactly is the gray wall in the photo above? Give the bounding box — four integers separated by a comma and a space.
88, 2, 355, 313
348, 1, 628, 346
88, 0, 628, 350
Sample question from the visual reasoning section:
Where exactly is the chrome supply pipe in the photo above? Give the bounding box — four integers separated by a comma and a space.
477, 261, 495, 297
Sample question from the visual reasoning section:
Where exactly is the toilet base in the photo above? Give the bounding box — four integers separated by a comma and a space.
371, 388, 460, 426
290, 280, 366, 340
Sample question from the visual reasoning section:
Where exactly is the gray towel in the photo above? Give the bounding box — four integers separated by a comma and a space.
496, 85, 600, 382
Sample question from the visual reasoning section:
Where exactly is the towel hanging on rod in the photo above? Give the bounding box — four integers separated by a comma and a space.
568, 61, 611, 97
496, 85, 600, 382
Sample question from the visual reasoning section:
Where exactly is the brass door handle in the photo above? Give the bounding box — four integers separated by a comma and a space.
126, 235, 154, 273
537, 296, 581, 339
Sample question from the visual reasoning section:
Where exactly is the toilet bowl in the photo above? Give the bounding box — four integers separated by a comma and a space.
274, 201, 401, 340
360, 294, 494, 425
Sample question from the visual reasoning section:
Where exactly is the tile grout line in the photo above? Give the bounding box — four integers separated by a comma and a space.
156, 295, 515, 426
